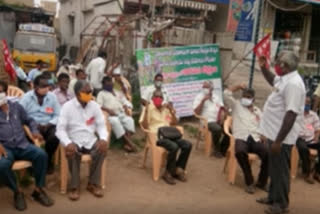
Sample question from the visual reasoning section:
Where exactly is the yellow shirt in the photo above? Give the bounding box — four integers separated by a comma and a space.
147, 104, 172, 133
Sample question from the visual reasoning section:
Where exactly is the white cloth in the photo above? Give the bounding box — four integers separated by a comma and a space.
224, 89, 262, 142
141, 85, 171, 104
56, 98, 108, 149
85, 57, 106, 89
108, 113, 135, 139
68, 78, 77, 96
192, 92, 223, 123
259, 71, 306, 145
96, 90, 132, 114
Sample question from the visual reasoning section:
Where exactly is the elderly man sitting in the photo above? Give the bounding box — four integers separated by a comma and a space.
97, 76, 136, 152
142, 90, 192, 185
224, 84, 268, 194
19, 74, 61, 174
56, 80, 108, 201
193, 81, 228, 158
0, 84, 54, 211
296, 96, 320, 184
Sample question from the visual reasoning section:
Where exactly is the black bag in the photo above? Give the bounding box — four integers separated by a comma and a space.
158, 126, 182, 141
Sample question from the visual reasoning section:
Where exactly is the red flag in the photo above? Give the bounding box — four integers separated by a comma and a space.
253, 34, 271, 68
2, 39, 16, 81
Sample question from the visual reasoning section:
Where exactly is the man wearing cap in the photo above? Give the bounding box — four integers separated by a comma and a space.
112, 66, 131, 101
86, 51, 107, 96
28, 60, 44, 82
19, 74, 61, 174
0, 80, 54, 211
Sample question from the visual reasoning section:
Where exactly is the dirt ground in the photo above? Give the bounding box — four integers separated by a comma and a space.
1, 61, 320, 214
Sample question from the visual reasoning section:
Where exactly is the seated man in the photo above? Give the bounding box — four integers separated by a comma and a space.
19, 74, 61, 174
56, 80, 108, 201
68, 68, 87, 96
112, 66, 131, 100
28, 60, 44, 82
141, 73, 171, 105
143, 90, 192, 185
296, 96, 320, 184
53, 73, 74, 106
13, 57, 30, 92
0, 84, 54, 211
224, 84, 268, 194
193, 81, 228, 158
97, 76, 136, 152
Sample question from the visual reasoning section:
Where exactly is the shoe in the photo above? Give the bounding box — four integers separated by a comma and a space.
304, 175, 315, 184
256, 183, 269, 192
245, 184, 255, 194
68, 189, 80, 201
14, 192, 27, 211
31, 190, 54, 207
173, 168, 187, 182
87, 184, 104, 198
162, 171, 176, 185
265, 205, 288, 214
256, 197, 273, 205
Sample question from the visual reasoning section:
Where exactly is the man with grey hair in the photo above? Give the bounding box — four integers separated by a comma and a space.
56, 80, 108, 201
257, 51, 306, 214
193, 81, 228, 158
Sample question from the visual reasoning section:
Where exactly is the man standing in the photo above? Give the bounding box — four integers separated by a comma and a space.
141, 73, 171, 105
53, 73, 74, 106
56, 80, 108, 201
97, 76, 136, 152
0, 84, 54, 211
28, 60, 44, 82
296, 96, 320, 184
19, 74, 61, 174
86, 51, 107, 96
224, 84, 268, 194
193, 81, 227, 158
257, 51, 306, 214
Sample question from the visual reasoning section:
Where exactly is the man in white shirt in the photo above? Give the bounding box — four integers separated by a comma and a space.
56, 58, 71, 77
85, 51, 107, 96
141, 73, 171, 105
68, 68, 87, 96
193, 81, 228, 158
56, 80, 108, 201
224, 84, 268, 194
296, 96, 320, 184
97, 76, 136, 152
257, 51, 306, 214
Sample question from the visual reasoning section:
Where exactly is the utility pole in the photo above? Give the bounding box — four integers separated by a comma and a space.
249, 0, 263, 89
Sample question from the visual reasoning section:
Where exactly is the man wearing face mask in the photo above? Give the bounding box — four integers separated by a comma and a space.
296, 96, 320, 184
224, 84, 268, 194
56, 80, 108, 201
97, 76, 136, 152
142, 90, 192, 185
0, 82, 54, 211
141, 73, 171, 106
257, 52, 306, 214
193, 81, 228, 158
19, 75, 61, 174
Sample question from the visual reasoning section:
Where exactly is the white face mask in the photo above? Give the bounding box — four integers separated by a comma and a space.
240, 98, 253, 107
203, 88, 210, 95
155, 81, 162, 88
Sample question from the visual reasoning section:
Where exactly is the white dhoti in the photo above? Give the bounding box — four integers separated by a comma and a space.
108, 113, 135, 139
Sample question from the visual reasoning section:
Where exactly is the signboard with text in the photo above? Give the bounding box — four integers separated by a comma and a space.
136, 44, 223, 117
235, 0, 257, 42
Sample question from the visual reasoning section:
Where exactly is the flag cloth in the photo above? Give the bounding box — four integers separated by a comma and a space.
253, 34, 271, 68
2, 39, 16, 81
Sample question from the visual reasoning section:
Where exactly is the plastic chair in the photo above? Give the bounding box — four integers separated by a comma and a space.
139, 106, 184, 181
291, 145, 318, 179
7, 85, 24, 97
194, 113, 212, 157
59, 111, 110, 194
223, 116, 260, 185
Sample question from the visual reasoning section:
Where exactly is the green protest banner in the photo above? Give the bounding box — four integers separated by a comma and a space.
137, 44, 223, 117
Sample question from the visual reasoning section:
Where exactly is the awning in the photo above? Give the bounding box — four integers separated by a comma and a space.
162, 0, 217, 11
295, 0, 320, 4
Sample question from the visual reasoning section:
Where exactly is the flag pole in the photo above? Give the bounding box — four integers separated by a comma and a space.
248, 0, 263, 89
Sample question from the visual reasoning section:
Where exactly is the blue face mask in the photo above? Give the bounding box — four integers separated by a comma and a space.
305, 104, 311, 112
103, 85, 113, 92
